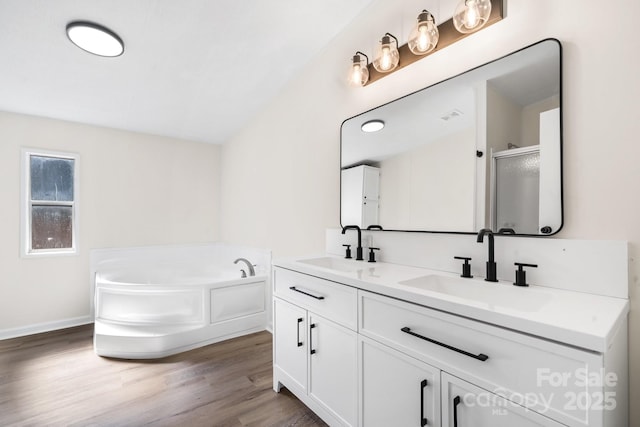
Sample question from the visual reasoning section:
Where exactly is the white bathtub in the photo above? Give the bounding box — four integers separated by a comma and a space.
92, 245, 270, 359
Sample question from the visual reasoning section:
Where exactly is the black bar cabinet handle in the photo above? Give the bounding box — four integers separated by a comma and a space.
400, 327, 489, 362
289, 286, 325, 300
296, 317, 303, 347
420, 379, 428, 426
453, 395, 461, 427
309, 323, 316, 354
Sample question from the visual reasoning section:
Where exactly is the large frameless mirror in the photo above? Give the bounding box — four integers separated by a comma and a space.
340, 39, 562, 236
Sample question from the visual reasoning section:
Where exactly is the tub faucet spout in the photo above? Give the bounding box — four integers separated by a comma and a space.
234, 258, 255, 276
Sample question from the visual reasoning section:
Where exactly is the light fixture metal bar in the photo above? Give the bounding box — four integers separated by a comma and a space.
365, 0, 504, 86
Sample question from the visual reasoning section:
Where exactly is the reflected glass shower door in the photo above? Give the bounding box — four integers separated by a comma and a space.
492, 148, 540, 234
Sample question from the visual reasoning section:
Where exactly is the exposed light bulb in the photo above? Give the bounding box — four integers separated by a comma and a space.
418, 27, 430, 50
348, 52, 369, 87
351, 63, 362, 84
465, 1, 480, 27
453, 0, 492, 34
380, 46, 392, 70
408, 10, 439, 56
372, 33, 399, 73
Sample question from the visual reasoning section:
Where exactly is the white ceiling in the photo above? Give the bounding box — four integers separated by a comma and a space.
0, 0, 374, 144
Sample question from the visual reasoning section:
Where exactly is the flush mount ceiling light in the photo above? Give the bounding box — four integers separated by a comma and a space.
348, 51, 370, 87
361, 120, 385, 133
372, 33, 399, 73
453, 0, 492, 34
408, 10, 439, 55
66, 21, 124, 57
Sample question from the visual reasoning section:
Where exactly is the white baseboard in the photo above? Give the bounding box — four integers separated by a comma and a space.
0, 316, 93, 341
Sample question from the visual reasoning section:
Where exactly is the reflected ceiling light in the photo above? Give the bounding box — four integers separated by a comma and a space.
372, 33, 399, 73
361, 120, 385, 133
453, 0, 492, 34
348, 51, 370, 87
66, 21, 124, 57
408, 10, 439, 55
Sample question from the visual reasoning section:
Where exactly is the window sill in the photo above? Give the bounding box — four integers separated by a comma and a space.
22, 249, 79, 258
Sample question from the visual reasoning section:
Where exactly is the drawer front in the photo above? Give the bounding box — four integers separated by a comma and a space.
274, 267, 357, 330
359, 290, 603, 427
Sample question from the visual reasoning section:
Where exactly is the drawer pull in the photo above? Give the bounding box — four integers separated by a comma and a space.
289, 286, 325, 300
296, 317, 303, 347
400, 327, 489, 362
420, 379, 428, 426
310, 323, 317, 355
453, 395, 461, 427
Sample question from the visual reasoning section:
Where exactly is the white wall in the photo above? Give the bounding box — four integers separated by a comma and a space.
0, 111, 220, 334
486, 82, 521, 151
378, 127, 476, 231
219, 0, 640, 423
521, 95, 560, 147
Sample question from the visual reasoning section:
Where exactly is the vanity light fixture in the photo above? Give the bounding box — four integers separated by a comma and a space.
66, 21, 124, 57
372, 33, 400, 73
348, 51, 370, 87
408, 10, 439, 55
453, 0, 492, 33
349, 0, 503, 87
361, 120, 385, 133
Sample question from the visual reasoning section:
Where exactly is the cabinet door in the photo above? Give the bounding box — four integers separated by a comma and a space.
362, 199, 379, 228
441, 373, 562, 427
362, 166, 380, 201
360, 336, 440, 427
308, 312, 358, 427
273, 298, 307, 392
341, 167, 364, 226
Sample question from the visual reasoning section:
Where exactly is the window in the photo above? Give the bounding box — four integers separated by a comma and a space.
21, 149, 79, 256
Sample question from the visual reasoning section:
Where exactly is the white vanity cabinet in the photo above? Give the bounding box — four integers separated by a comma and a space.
273, 258, 628, 427
272, 267, 358, 427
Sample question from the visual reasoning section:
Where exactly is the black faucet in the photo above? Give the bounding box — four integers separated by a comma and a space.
341, 225, 363, 261
476, 229, 498, 282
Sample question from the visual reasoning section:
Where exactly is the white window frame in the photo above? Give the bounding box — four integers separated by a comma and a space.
21, 148, 80, 257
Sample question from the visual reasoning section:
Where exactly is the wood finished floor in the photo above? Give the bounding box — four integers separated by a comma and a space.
0, 325, 327, 427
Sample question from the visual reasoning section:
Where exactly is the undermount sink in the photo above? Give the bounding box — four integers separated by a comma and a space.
398, 274, 551, 312
297, 257, 360, 273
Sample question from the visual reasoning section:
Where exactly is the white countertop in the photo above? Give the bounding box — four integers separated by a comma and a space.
273, 255, 629, 353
